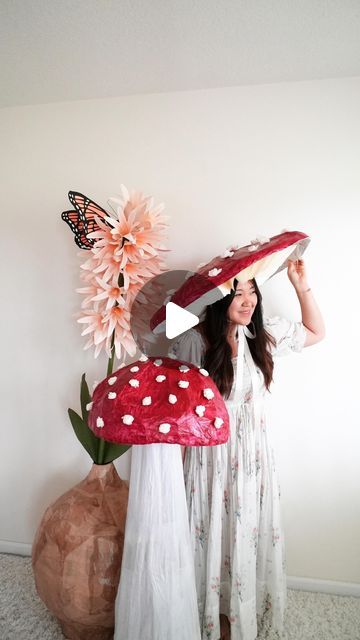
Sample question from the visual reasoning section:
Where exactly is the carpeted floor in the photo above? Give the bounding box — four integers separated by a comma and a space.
0, 553, 359, 639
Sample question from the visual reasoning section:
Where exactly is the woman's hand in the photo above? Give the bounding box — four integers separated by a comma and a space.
287, 259, 310, 293
287, 258, 325, 346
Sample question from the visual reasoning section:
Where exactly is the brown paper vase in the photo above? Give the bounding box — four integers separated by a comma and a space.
32, 462, 128, 640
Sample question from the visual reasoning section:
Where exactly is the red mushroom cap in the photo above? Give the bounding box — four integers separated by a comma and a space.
88, 356, 229, 446
150, 230, 310, 332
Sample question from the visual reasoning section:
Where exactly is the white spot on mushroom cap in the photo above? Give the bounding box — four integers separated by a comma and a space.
178, 380, 189, 388
159, 423, 171, 434
130, 365, 139, 372
179, 365, 189, 373
154, 358, 163, 366
108, 376, 117, 385
168, 394, 177, 404
86, 401, 93, 411
195, 405, 206, 417
129, 379, 139, 387
139, 354, 148, 362
156, 375, 166, 382
208, 267, 222, 277
96, 417, 104, 428
108, 392, 117, 400
203, 388, 214, 400
199, 368, 209, 377
214, 417, 224, 429
256, 235, 270, 244
142, 396, 152, 406
248, 244, 259, 252
221, 249, 234, 258
122, 414, 134, 425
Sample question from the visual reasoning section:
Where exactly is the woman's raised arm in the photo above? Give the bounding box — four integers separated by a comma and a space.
287, 258, 326, 347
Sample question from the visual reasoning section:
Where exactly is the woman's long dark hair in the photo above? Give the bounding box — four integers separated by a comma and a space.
199, 279, 275, 398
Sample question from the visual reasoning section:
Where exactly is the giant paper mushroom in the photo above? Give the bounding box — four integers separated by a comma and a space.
88, 354, 229, 640
150, 229, 310, 333
150, 229, 311, 421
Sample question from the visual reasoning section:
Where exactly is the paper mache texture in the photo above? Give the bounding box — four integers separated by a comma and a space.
32, 462, 128, 640
88, 355, 229, 447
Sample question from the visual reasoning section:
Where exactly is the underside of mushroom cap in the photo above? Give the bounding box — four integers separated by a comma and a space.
150, 230, 310, 332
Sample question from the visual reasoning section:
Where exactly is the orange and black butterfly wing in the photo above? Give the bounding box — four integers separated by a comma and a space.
61, 210, 93, 249
62, 191, 110, 250
68, 191, 108, 225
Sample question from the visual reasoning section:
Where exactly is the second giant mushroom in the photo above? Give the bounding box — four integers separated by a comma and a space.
89, 354, 229, 640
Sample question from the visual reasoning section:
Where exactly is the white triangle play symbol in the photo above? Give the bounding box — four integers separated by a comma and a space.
165, 302, 199, 339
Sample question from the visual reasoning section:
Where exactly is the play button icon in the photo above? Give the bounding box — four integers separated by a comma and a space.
129, 269, 223, 358
165, 302, 199, 339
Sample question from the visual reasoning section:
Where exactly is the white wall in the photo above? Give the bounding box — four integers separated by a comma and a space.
1, 77, 359, 586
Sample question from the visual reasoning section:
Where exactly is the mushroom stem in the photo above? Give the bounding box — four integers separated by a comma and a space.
114, 443, 201, 640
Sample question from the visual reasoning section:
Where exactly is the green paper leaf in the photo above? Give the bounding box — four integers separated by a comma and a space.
67, 372, 130, 465
101, 442, 131, 464
68, 408, 98, 461
80, 373, 91, 422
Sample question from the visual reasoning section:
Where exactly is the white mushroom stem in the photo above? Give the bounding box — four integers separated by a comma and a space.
114, 443, 201, 640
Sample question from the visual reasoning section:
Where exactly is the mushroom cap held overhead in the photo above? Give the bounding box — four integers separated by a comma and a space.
150, 230, 310, 333
88, 356, 229, 446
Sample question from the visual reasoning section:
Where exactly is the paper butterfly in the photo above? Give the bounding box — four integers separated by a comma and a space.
61, 191, 109, 250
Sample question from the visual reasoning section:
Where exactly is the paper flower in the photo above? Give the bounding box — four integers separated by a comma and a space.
67, 184, 169, 361
61, 185, 169, 468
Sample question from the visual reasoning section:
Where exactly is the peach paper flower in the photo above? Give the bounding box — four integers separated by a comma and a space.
75, 185, 168, 360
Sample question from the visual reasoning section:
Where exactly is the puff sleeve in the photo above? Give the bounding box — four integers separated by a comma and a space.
167, 328, 205, 367
264, 316, 307, 357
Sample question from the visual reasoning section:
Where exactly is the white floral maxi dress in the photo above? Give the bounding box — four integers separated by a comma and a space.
168, 316, 307, 640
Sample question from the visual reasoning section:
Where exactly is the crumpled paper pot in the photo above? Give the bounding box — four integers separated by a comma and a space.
32, 462, 128, 640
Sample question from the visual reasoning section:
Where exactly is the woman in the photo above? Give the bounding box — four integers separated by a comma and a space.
169, 259, 325, 640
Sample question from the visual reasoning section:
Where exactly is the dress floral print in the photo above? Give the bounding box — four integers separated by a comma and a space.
169, 316, 307, 640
